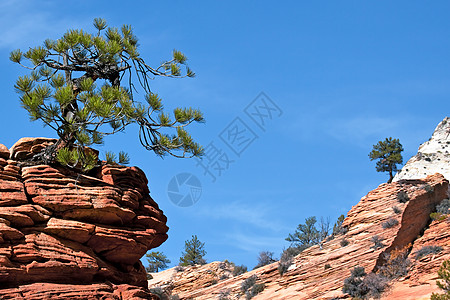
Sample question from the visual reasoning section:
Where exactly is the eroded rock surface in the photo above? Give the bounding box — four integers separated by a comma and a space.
152, 174, 448, 299
0, 138, 167, 299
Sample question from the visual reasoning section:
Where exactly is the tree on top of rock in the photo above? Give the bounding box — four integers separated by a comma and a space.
369, 137, 403, 183
179, 235, 206, 266
10, 18, 204, 172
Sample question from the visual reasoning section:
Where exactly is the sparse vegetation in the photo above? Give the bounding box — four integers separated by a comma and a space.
431, 212, 447, 221
423, 184, 434, 193
253, 251, 277, 269
241, 275, 265, 299
414, 245, 443, 260
382, 218, 399, 229
397, 191, 410, 203
378, 249, 411, 279
233, 264, 248, 276
286, 216, 331, 251
342, 266, 389, 299
392, 206, 401, 214
218, 288, 231, 300
431, 260, 450, 300
340, 238, 349, 247
278, 247, 300, 275
332, 214, 347, 236
324, 263, 331, 270
149, 286, 170, 300
370, 235, 385, 250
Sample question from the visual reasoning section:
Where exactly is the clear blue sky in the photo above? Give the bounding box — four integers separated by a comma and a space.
1, 1, 449, 270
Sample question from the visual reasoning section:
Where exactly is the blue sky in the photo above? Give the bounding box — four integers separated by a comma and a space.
1, 1, 450, 269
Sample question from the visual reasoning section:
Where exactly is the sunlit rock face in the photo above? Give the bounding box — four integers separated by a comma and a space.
0, 138, 168, 299
148, 174, 449, 300
394, 117, 450, 195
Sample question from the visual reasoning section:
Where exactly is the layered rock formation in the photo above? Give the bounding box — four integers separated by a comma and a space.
0, 138, 168, 299
393, 117, 450, 195
151, 173, 449, 299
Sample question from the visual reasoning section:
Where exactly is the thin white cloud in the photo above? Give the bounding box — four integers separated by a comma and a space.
223, 231, 282, 254
0, 1, 90, 49
327, 116, 401, 147
196, 200, 290, 232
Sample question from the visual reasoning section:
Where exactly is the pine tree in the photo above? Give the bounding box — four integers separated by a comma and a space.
431, 260, 450, 300
369, 137, 403, 183
145, 251, 171, 273
285, 216, 320, 251
10, 18, 203, 171
179, 235, 207, 266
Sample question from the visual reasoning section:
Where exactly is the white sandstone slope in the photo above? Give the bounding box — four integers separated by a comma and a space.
393, 117, 450, 194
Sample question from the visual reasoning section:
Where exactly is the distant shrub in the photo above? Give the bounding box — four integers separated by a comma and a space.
382, 218, 399, 229
170, 296, 180, 300
241, 275, 258, 293
415, 245, 443, 260
423, 184, 434, 193
278, 247, 299, 275
253, 251, 277, 269
218, 288, 231, 300
392, 206, 401, 214
149, 287, 169, 300
430, 212, 447, 221
342, 266, 388, 299
397, 191, 410, 203
437, 199, 450, 214
340, 238, 349, 247
379, 250, 411, 279
361, 273, 389, 299
233, 264, 248, 276
251, 283, 265, 295
147, 273, 153, 280
332, 214, 347, 236
241, 275, 264, 299
371, 235, 385, 250
174, 265, 184, 272
324, 264, 331, 270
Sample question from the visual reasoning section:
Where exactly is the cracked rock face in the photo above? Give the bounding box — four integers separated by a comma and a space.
0, 138, 167, 299
394, 117, 450, 195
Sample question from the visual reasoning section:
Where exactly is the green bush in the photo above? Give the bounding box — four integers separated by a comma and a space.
430, 212, 447, 221
431, 260, 450, 300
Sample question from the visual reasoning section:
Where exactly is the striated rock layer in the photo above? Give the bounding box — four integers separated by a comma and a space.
0, 138, 168, 299
152, 174, 448, 299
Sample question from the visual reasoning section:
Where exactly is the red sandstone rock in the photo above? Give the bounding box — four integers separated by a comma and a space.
9, 137, 57, 160
0, 138, 168, 299
151, 174, 448, 299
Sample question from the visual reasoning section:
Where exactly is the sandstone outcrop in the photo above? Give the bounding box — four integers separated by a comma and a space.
0, 138, 168, 299
150, 174, 449, 299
